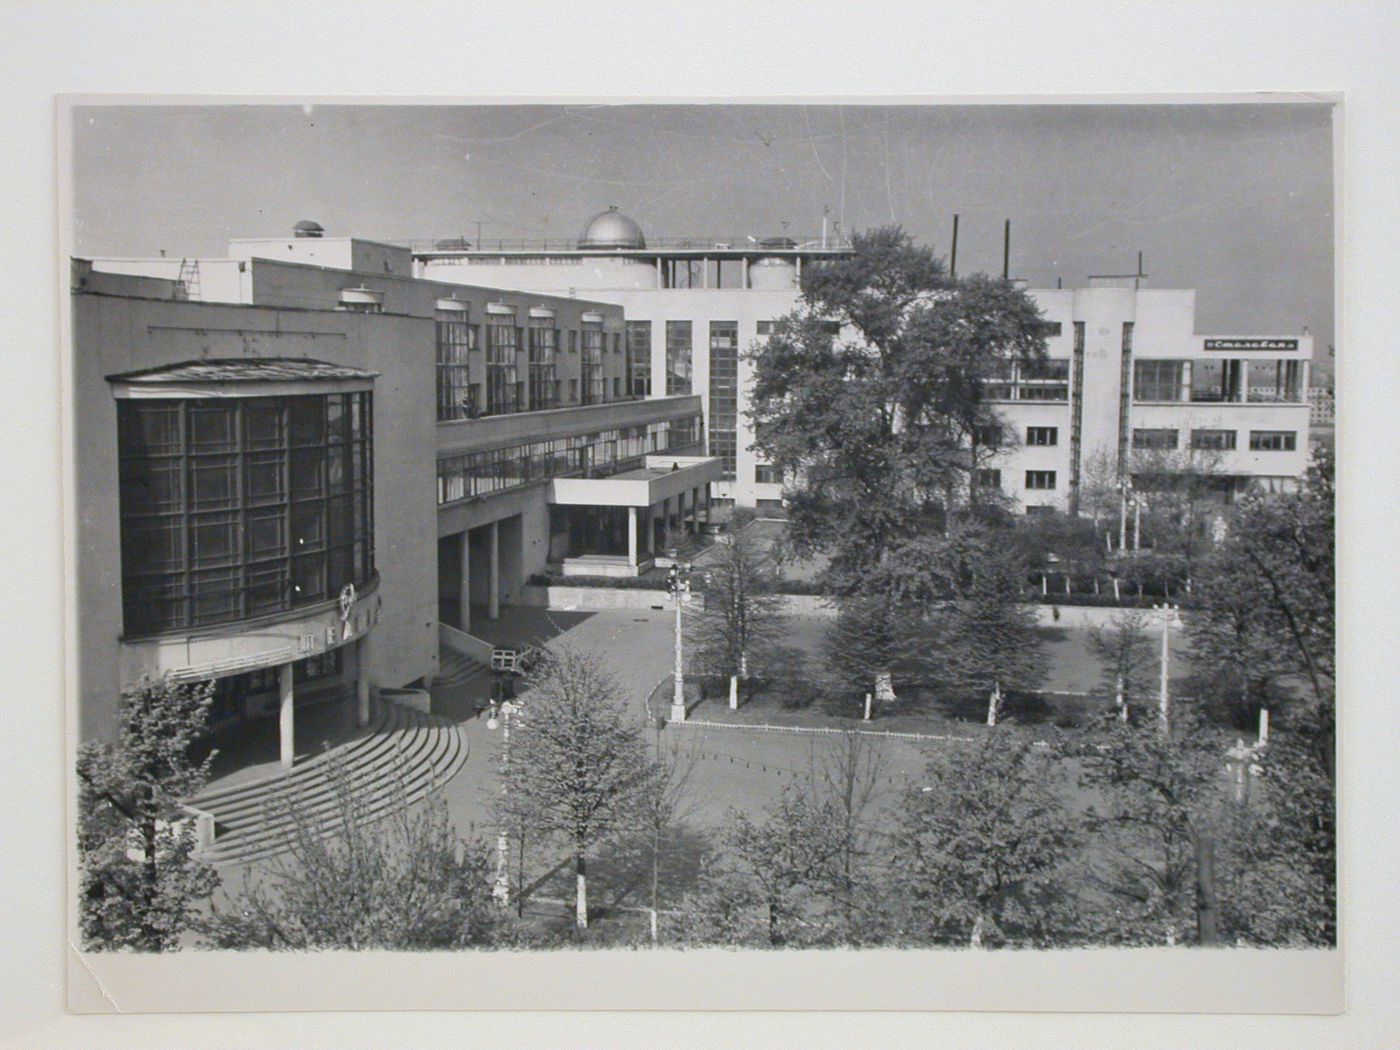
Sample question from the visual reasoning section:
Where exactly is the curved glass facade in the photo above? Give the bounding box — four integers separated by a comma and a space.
117, 392, 374, 636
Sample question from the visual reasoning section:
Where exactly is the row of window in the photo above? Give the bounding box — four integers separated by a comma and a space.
976, 469, 1058, 491
1133, 428, 1298, 452
435, 309, 625, 421
983, 359, 1071, 403
118, 394, 375, 637
1133, 358, 1304, 404
436, 415, 703, 504
975, 424, 1060, 447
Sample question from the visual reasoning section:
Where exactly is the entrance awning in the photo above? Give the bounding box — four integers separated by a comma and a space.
548, 455, 725, 508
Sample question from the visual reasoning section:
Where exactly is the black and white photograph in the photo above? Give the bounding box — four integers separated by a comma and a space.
9, 5, 1399, 1042
63, 97, 1337, 970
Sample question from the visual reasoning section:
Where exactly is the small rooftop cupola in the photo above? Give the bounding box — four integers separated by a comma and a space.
293, 219, 325, 239
578, 206, 646, 250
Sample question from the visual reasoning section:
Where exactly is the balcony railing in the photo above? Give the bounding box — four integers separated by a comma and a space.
404, 233, 855, 255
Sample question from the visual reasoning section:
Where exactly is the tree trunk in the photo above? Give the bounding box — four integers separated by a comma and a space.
575, 850, 588, 930
142, 813, 160, 950
970, 913, 984, 948
1195, 836, 1220, 946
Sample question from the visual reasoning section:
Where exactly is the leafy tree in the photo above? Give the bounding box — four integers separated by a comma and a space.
922, 524, 1043, 723
76, 675, 220, 951
596, 727, 704, 944
1184, 449, 1334, 943
205, 761, 503, 950
1090, 609, 1156, 716
1012, 508, 1107, 595
689, 788, 845, 947
1189, 448, 1334, 742
1077, 446, 1124, 534
885, 734, 1082, 947
748, 226, 1049, 598
1218, 731, 1335, 946
690, 530, 786, 680
1075, 713, 1234, 946
821, 591, 915, 710
496, 647, 660, 930
676, 733, 891, 947
805, 731, 891, 941
1129, 443, 1229, 592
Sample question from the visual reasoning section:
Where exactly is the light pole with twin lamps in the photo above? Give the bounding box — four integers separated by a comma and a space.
1153, 602, 1181, 738
667, 555, 691, 722
487, 696, 525, 906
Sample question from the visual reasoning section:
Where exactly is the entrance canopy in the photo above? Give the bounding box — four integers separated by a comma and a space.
547, 455, 725, 508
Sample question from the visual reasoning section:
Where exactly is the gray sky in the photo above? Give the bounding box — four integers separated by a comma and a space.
72, 102, 1335, 363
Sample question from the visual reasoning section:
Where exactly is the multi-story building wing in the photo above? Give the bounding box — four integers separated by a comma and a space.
988, 278, 1312, 516
413, 210, 1312, 515
414, 207, 851, 511
73, 225, 720, 761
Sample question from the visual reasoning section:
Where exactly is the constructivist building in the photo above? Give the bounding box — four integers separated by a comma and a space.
416, 210, 1312, 515
72, 226, 717, 762
415, 207, 852, 510
978, 276, 1314, 516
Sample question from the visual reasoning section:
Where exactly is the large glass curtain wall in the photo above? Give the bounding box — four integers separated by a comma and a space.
581, 322, 606, 405
626, 321, 652, 397
485, 316, 521, 415
118, 392, 374, 636
527, 319, 559, 410
708, 321, 738, 478
435, 312, 477, 420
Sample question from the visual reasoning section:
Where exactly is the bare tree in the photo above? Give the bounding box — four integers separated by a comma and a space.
1091, 609, 1156, 719
690, 530, 786, 680
206, 757, 503, 950
496, 648, 661, 931
1128, 443, 1229, 592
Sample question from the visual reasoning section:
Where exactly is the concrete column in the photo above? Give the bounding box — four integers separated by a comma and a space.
628, 507, 639, 567
646, 506, 656, 554
356, 634, 372, 727
488, 520, 500, 620
463, 530, 476, 630
742, 257, 750, 289
692, 486, 701, 531
278, 662, 295, 769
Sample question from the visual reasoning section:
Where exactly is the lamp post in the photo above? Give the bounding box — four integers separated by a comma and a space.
668, 555, 691, 722
1153, 603, 1180, 738
487, 697, 524, 906
1118, 479, 1131, 552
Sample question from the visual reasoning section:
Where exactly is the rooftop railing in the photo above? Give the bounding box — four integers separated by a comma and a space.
402, 233, 854, 255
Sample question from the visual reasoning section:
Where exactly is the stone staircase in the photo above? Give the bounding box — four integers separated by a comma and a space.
437, 647, 491, 689
187, 697, 468, 867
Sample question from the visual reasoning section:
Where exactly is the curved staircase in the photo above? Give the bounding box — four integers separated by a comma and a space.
188, 697, 468, 867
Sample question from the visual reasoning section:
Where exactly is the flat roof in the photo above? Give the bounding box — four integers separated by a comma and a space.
106, 358, 379, 384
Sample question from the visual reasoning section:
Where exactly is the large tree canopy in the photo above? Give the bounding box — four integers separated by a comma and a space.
748, 226, 1049, 597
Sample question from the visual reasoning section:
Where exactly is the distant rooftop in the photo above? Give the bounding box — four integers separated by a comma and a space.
106, 358, 379, 384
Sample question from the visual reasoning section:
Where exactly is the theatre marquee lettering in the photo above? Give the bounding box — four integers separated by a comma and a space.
1203, 338, 1299, 352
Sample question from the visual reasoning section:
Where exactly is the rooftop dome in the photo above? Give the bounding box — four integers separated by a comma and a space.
293, 219, 325, 239
578, 206, 646, 250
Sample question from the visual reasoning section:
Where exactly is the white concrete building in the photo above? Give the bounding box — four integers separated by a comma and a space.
416, 212, 1312, 514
